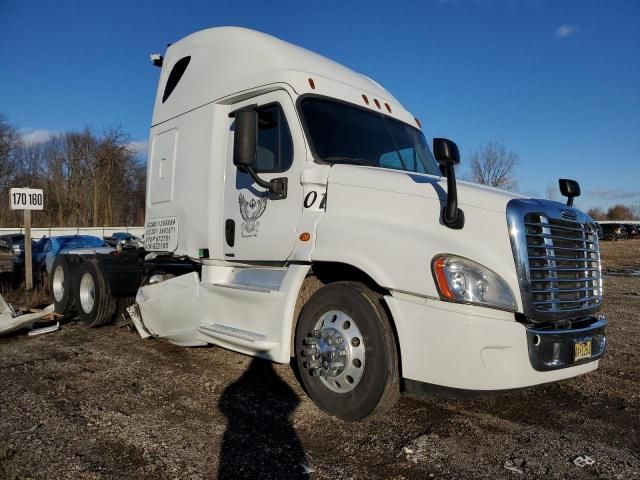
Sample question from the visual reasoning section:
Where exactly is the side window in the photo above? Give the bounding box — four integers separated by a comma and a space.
162, 56, 191, 103
379, 148, 427, 173
255, 104, 294, 173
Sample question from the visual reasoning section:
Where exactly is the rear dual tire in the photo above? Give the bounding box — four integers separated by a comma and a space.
75, 261, 116, 327
51, 256, 76, 315
51, 257, 120, 327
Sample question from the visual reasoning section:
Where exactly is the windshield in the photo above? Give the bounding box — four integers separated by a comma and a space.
300, 97, 441, 176
55, 236, 107, 253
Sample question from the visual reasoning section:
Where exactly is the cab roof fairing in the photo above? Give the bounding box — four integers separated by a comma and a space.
151, 26, 417, 128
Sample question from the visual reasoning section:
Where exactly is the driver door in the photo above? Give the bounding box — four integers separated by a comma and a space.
222, 90, 305, 261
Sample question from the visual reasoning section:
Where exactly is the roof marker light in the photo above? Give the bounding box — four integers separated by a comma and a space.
415, 117, 422, 128
308, 78, 316, 90
385, 102, 392, 113
373, 99, 381, 109
362, 94, 369, 105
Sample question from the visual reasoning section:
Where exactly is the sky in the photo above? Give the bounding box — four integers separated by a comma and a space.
0, 0, 638, 212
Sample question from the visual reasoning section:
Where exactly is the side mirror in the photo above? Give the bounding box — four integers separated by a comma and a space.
433, 138, 460, 166
432, 138, 464, 229
231, 107, 288, 200
233, 109, 257, 169
559, 178, 580, 207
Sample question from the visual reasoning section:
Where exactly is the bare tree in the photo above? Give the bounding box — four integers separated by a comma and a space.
469, 142, 518, 190
587, 208, 606, 220
607, 204, 636, 220
0, 114, 147, 228
545, 184, 560, 201
0, 116, 23, 225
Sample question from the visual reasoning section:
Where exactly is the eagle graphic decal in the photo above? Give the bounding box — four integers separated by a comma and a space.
238, 193, 268, 237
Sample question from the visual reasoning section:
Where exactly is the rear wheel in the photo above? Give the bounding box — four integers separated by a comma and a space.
295, 281, 400, 421
50, 256, 75, 315
113, 296, 136, 323
75, 261, 116, 327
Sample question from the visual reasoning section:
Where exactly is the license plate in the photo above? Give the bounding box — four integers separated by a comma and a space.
574, 338, 592, 362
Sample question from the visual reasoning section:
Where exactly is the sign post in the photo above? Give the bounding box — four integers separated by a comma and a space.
9, 188, 44, 290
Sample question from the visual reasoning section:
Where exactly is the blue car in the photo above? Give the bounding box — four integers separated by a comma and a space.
42, 235, 114, 274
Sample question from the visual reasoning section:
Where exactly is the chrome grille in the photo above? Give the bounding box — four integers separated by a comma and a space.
525, 214, 601, 312
507, 199, 603, 322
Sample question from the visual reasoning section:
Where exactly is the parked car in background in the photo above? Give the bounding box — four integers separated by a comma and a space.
623, 224, 638, 239
601, 223, 626, 241
594, 222, 604, 241
0, 233, 34, 256
43, 235, 114, 274
0, 239, 14, 274
104, 232, 144, 249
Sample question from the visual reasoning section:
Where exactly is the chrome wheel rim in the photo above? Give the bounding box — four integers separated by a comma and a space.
302, 310, 366, 393
52, 266, 65, 302
79, 272, 95, 313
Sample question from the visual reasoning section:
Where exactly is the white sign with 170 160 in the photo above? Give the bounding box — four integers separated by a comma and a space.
9, 188, 44, 210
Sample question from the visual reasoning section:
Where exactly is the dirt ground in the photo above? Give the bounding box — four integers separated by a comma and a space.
1, 241, 639, 479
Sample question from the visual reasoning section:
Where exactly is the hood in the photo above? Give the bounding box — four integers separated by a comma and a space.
327, 164, 527, 213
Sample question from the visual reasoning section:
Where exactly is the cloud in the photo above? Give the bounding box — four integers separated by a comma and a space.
21, 129, 55, 144
128, 140, 148, 155
586, 188, 640, 201
555, 24, 579, 39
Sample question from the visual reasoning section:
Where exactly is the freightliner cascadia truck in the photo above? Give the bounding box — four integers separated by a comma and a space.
50, 27, 607, 421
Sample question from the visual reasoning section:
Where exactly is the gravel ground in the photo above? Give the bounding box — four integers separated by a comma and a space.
0, 241, 639, 479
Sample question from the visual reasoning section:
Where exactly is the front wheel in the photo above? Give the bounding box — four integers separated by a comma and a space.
295, 282, 400, 421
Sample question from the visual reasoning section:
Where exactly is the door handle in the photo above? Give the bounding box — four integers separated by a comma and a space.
225, 219, 235, 247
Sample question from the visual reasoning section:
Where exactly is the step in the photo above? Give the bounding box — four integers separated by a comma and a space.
199, 324, 278, 351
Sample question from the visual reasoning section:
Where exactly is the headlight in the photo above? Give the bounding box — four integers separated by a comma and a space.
432, 254, 517, 311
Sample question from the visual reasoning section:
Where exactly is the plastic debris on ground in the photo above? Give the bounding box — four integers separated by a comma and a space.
0, 292, 56, 336
573, 455, 596, 467
28, 321, 60, 336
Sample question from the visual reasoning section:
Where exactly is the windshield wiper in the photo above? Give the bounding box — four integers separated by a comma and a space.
323, 156, 374, 166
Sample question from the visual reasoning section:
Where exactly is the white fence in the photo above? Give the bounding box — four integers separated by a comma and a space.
0, 226, 145, 240
597, 220, 640, 225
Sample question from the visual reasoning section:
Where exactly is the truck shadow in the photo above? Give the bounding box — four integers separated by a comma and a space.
218, 357, 308, 479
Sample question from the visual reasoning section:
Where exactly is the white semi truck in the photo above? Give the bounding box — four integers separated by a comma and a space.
51, 27, 607, 421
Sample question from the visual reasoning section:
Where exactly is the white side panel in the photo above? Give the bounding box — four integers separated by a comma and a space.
197, 264, 309, 362
135, 265, 310, 363
144, 104, 217, 258
137, 272, 201, 337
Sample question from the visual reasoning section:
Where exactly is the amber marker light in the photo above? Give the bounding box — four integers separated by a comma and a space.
384, 102, 392, 113
362, 94, 369, 105
373, 99, 381, 109
308, 78, 316, 89
432, 256, 455, 300
299, 232, 311, 242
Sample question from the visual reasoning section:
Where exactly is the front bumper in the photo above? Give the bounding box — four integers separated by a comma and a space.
385, 292, 606, 391
526, 316, 607, 371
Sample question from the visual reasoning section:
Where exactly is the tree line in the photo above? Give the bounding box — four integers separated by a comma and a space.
0, 115, 146, 229
466, 142, 638, 220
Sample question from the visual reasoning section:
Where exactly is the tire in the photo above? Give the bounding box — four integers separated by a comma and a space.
50, 256, 76, 315
113, 296, 136, 322
75, 260, 116, 327
40, 268, 49, 294
294, 281, 400, 421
